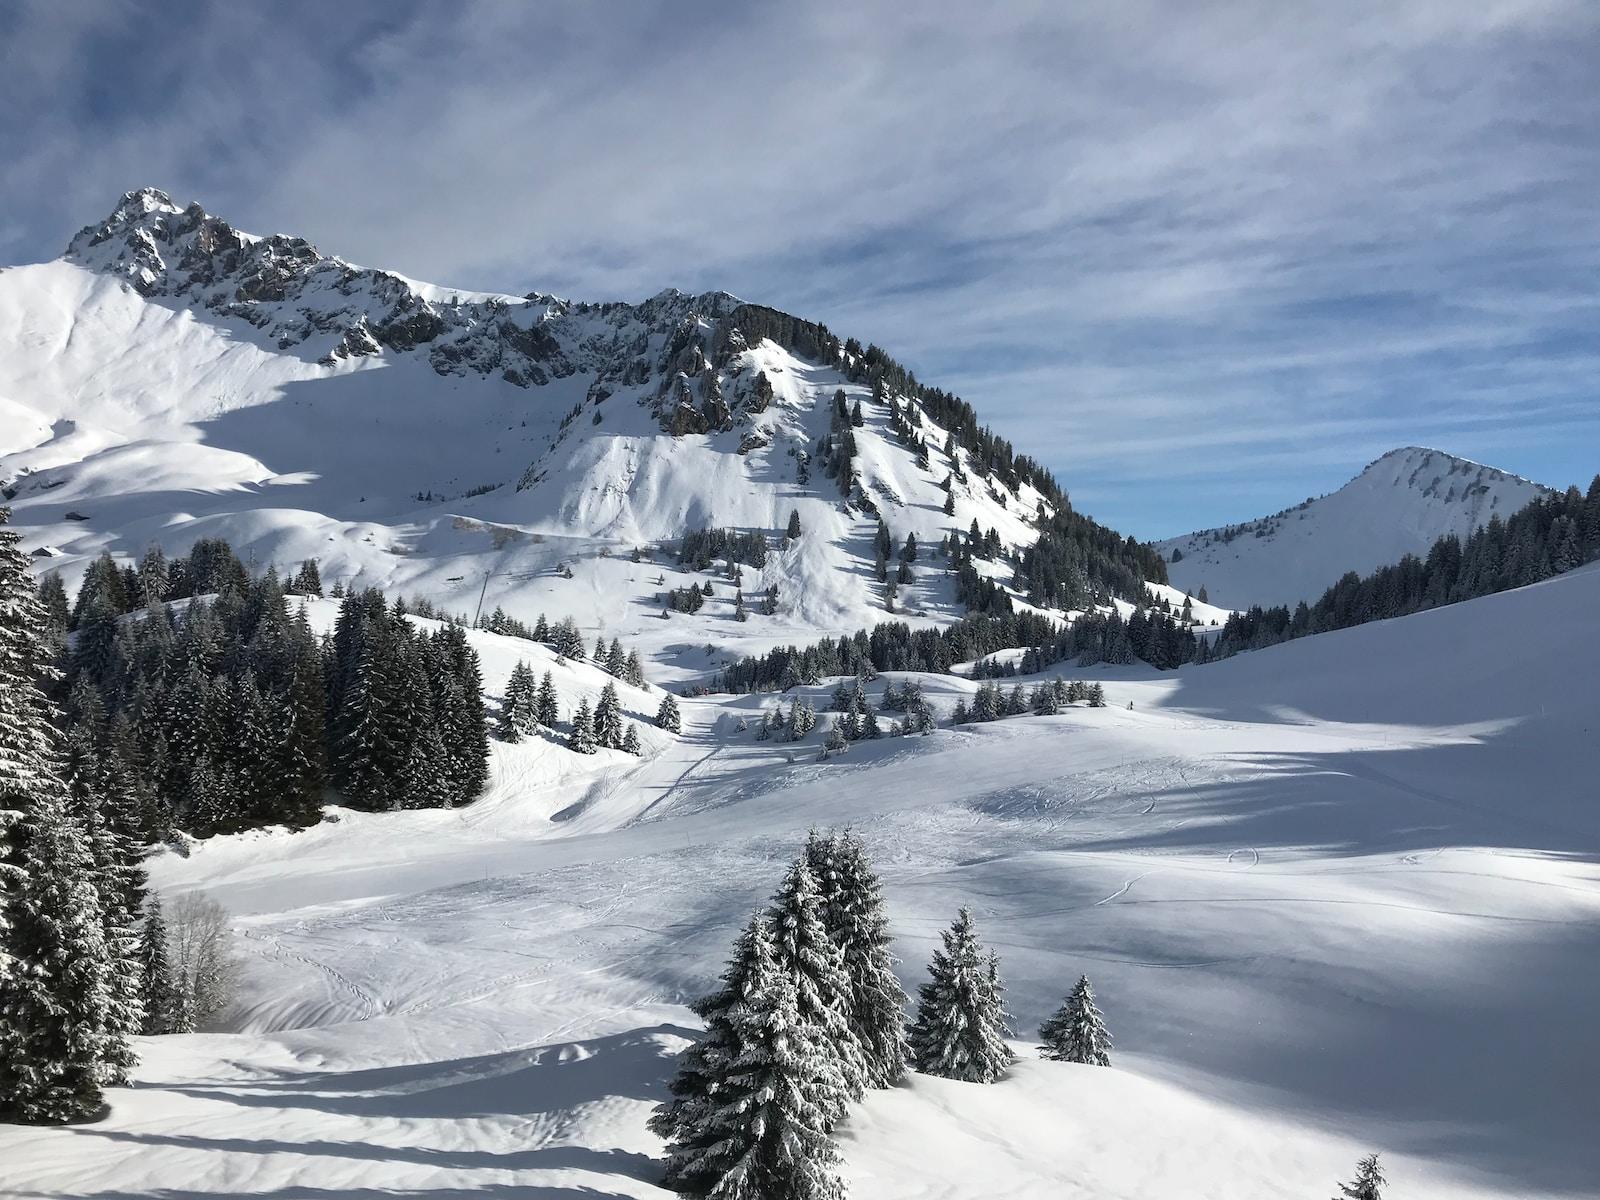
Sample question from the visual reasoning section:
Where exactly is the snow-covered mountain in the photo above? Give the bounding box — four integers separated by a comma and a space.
0, 188, 1107, 684
1156, 446, 1552, 610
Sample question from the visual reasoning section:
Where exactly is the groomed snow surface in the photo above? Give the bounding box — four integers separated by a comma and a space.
3, 564, 1596, 1199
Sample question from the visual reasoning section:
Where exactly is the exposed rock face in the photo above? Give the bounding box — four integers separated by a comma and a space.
68, 189, 823, 437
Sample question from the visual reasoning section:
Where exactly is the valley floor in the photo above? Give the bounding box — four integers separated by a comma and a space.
3, 570, 1598, 1199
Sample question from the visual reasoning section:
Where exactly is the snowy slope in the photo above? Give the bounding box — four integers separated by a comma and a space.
2, 563, 1595, 1199
1, 189, 1062, 689
1156, 447, 1553, 609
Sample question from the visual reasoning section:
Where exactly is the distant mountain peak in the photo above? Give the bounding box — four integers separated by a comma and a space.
1157, 445, 1553, 609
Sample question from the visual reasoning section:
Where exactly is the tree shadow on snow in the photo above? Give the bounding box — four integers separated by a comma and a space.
62, 1024, 693, 1198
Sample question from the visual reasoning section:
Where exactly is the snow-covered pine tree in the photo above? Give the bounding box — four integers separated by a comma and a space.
289, 559, 322, 597
1088, 682, 1106, 708
1, 508, 59, 985
74, 786, 145, 1086
1333, 1153, 1386, 1200
807, 830, 907, 1088
838, 699, 860, 743
907, 907, 1015, 1083
593, 635, 608, 663
606, 638, 626, 677
1039, 974, 1111, 1066
655, 693, 682, 734
552, 617, 584, 660
624, 649, 645, 688
971, 682, 999, 722
822, 724, 847, 756
399, 725, 454, 810
860, 698, 882, 740
594, 682, 624, 750
950, 697, 970, 725
569, 698, 597, 754
770, 856, 864, 1116
0, 791, 121, 1123
657, 915, 846, 1200
536, 671, 560, 728
650, 913, 766, 1192
498, 661, 538, 741
139, 897, 181, 1035
621, 725, 642, 755
796, 700, 817, 738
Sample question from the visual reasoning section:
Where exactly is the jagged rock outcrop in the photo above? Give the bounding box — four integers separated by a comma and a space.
67, 189, 827, 438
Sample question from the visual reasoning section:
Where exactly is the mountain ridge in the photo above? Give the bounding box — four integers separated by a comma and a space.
3, 188, 1166, 686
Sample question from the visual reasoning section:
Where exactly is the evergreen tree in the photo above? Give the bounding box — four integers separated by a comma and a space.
432, 625, 491, 802
35, 571, 70, 653
624, 649, 646, 687
139, 897, 181, 1036
907, 907, 1015, 1083
606, 638, 627, 677
2, 508, 64, 982
0, 792, 121, 1123
569, 698, 597, 754
650, 914, 768, 1192
787, 509, 803, 540
552, 617, 585, 660
289, 559, 323, 597
75, 788, 145, 1086
768, 857, 864, 1120
594, 682, 624, 750
656, 693, 682, 734
1333, 1153, 1387, 1200
657, 916, 846, 1200
399, 725, 454, 810
807, 831, 907, 1088
621, 724, 642, 755
1039, 975, 1111, 1066
499, 661, 539, 741
536, 670, 560, 728
137, 546, 171, 609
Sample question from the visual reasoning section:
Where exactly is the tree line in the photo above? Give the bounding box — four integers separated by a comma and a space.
39, 538, 492, 840
1202, 476, 1600, 661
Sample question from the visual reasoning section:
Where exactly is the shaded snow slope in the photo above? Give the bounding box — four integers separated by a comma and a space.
2, 563, 1594, 1199
1157, 446, 1552, 609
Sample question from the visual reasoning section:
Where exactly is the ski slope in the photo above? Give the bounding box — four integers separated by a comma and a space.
2, 563, 1595, 1199
1157, 447, 1553, 609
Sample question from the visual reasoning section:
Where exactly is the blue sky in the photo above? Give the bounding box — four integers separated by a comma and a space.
2, 0, 1596, 538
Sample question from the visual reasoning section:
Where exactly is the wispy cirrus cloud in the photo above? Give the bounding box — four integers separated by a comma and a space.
2, 0, 1595, 534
